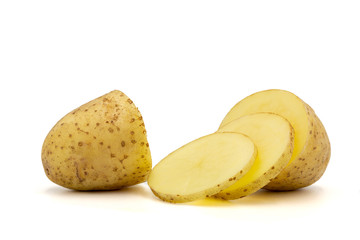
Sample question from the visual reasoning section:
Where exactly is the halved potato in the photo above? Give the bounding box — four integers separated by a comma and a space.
147, 132, 257, 203
41, 90, 152, 190
215, 113, 294, 199
220, 89, 331, 191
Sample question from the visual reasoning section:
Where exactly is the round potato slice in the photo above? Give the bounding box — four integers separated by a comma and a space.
220, 89, 331, 191
147, 132, 257, 203
215, 113, 294, 200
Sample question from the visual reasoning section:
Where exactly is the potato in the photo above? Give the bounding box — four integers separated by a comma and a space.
147, 132, 257, 203
41, 90, 152, 190
220, 89, 331, 191
215, 113, 294, 199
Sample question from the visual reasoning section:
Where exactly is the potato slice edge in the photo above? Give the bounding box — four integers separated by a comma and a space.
215, 112, 294, 199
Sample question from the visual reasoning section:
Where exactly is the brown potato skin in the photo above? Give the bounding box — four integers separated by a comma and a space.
41, 90, 152, 190
264, 102, 331, 191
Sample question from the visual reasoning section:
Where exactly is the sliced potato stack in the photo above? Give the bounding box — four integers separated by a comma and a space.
220, 89, 331, 191
148, 89, 330, 203
147, 133, 257, 203
215, 113, 294, 199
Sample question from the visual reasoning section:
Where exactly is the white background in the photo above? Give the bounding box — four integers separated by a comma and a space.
1, 1, 359, 239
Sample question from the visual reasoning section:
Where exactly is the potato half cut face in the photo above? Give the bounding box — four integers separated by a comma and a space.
147, 132, 257, 203
216, 113, 294, 199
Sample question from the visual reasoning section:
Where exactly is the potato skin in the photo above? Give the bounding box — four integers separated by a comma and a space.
264, 102, 331, 191
41, 90, 152, 190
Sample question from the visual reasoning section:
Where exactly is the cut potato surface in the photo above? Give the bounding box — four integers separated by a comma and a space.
215, 113, 294, 199
220, 89, 331, 190
147, 133, 257, 203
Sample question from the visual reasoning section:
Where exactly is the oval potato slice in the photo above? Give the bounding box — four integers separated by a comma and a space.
220, 89, 331, 191
215, 113, 294, 200
147, 132, 257, 203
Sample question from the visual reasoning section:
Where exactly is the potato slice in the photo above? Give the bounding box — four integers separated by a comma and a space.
215, 113, 294, 200
220, 89, 331, 190
147, 132, 257, 203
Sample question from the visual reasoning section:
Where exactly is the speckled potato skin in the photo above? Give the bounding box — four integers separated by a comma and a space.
264, 103, 331, 191
41, 90, 152, 190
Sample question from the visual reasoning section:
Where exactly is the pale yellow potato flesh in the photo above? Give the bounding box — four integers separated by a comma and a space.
147, 132, 257, 203
220, 89, 331, 190
215, 113, 294, 200
41, 90, 152, 190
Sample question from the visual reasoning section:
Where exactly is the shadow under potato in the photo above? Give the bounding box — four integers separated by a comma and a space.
44, 183, 325, 207
45, 183, 152, 199
240, 186, 323, 203
190, 186, 324, 207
